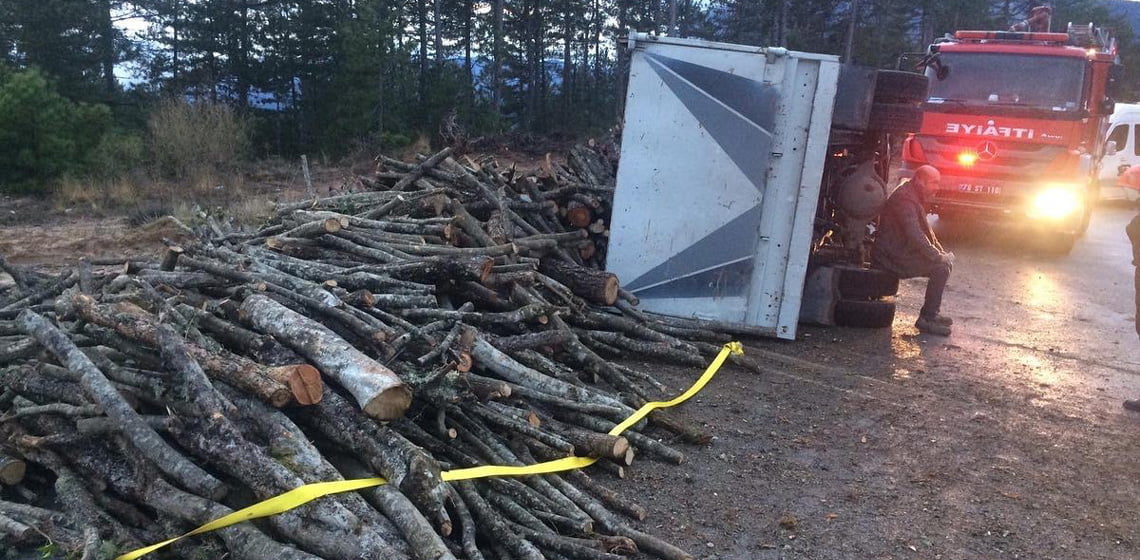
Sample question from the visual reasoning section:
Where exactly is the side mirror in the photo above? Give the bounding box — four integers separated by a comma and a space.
1107, 140, 1119, 156
1103, 97, 1116, 115
1108, 64, 1125, 98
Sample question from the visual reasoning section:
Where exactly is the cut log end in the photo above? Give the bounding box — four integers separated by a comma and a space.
362, 385, 414, 421
620, 447, 635, 467
0, 455, 26, 485
322, 217, 343, 234
601, 275, 619, 306
456, 352, 473, 373
348, 289, 376, 308
277, 364, 324, 406
566, 206, 593, 228
477, 258, 494, 284
467, 375, 510, 401
579, 242, 597, 260
611, 436, 631, 460
160, 246, 184, 272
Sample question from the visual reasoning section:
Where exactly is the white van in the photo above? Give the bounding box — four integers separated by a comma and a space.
1100, 103, 1140, 201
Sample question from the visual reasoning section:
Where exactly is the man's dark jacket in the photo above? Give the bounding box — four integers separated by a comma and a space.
872, 179, 943, 278
1127, 214, 1140, 337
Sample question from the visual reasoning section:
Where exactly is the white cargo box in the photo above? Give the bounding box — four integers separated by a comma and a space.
606, 33, 840, 339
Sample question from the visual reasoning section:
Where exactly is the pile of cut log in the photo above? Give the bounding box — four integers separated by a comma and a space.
0, 141, 766, 560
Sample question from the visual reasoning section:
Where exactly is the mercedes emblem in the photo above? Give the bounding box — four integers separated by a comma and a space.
977, 141, 998, 161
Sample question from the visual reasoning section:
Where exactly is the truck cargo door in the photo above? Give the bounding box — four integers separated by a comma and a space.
606, 34, 839, 339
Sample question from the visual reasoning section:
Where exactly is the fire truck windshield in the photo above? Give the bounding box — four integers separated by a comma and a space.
925, 53, 1085, 113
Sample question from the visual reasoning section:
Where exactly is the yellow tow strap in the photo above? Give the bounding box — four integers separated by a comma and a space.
116, 341, 743, 560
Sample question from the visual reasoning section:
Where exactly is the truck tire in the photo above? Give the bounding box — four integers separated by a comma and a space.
1078, 191, 1095, 234
1045, 232, 1077, 256
869, 103, 923, 133
873, 70, 929, 104
834, 298, 897, 328
835, 265, 900, 299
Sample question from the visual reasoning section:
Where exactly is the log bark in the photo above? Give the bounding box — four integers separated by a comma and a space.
0, 512, 38, 543
0, 270, 78, 312
334, 458, 458, 560
390, 147, 455, 191
471, 338, 625, 411
137, 269, 231, 290
275, 190, 402, 215
241, 294, 411, 420
447, 485, 486, 560
0, 253, 33, 294
538, 259, 617, 305
0, 365, 90, 406
72, 295, 317, 407
283, 218, 344, 238
159, 245, 184, 271
60, 436, 329, 560
10, 433, 145, 549
16, 310, 227, 501
464, 402, 574, 454
455, 480, 545, 560
298, 387, 450, 533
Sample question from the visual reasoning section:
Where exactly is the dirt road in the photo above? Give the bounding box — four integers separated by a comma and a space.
616, 203, 1140, 559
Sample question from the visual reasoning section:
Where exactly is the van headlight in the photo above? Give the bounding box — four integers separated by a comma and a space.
1028, 184, 1082, 220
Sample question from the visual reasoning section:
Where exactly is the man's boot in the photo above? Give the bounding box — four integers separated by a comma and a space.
916, 315, 952, 336
929, 314, 953, 326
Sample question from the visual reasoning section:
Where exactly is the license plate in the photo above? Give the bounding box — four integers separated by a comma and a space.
958, 183, 1002, 195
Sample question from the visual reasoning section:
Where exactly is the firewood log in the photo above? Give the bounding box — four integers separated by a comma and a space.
240, 294, 411, 420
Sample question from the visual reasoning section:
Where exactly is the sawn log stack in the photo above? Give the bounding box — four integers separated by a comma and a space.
0, 140, 769, 560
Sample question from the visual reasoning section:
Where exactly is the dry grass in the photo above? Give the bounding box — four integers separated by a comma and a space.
53, 176, 147, 211
227, 197, 277, 227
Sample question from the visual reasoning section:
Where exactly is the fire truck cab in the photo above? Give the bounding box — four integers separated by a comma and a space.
901, 12, 1120, 254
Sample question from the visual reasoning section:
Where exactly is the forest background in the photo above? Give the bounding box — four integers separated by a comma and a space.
1, 0, 1138, 206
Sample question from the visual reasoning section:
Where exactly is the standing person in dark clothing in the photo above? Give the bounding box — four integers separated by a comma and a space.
872, 165, 955, 336
1119, 165, 1140, 411
1124, 215, 1140, 411
1124, 165, 1140, 341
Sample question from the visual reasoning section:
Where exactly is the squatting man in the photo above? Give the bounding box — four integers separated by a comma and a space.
872, 165, 955, 336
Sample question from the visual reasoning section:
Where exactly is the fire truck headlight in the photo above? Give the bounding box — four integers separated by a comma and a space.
957, 150, 978, 167
1029, 184, 1082, 220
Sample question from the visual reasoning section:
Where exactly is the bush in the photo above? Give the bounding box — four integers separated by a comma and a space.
0, 67, 112, 194
86, 130, 146, 180
147, 98, 248, 190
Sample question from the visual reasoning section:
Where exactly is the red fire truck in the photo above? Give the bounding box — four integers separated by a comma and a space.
900, 8, 1121, 253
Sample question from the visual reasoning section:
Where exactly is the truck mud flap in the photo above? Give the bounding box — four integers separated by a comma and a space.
873, 70, 929, 104
869, 103, 923, 133
834, 298, 897, 328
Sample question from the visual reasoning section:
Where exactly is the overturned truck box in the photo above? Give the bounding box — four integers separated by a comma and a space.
607, 32, 923, 340
607, 33, 838, 340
